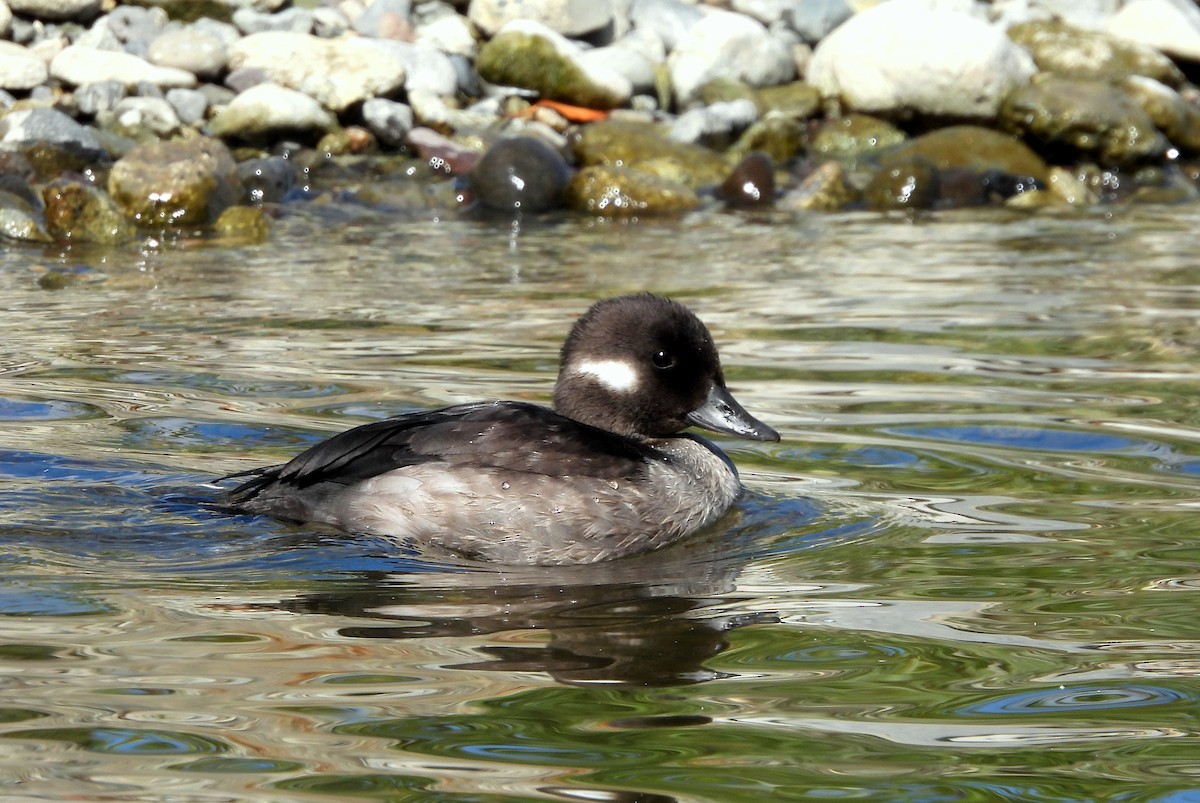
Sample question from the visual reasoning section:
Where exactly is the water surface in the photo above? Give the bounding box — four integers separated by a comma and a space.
2, 202, 1200, 800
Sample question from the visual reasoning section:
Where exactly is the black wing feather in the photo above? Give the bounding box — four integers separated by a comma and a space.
223, 401, 654, 504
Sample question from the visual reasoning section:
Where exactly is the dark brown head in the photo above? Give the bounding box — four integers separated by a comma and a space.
552, 294, 779, 442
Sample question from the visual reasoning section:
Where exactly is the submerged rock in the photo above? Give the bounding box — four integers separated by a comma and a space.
108, 136, 241, 227
566, 164, 701, 216
42, 179, 135, 243
572, 119, 729, 189
468, 136, 573, 214
716, 151, 775, 207
863, 156, 939, 211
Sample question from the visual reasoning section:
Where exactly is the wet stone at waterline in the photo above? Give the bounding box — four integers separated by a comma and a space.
467, 137, 572, 213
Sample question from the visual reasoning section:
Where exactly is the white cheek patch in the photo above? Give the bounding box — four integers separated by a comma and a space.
572, 358, 641, 393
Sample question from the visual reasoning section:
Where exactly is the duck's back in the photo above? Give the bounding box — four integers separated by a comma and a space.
223, 401, 742, 564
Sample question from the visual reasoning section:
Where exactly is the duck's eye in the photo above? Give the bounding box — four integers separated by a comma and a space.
652, 350, 676, 370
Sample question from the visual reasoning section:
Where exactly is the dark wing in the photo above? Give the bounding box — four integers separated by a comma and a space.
223, 401, 654, 503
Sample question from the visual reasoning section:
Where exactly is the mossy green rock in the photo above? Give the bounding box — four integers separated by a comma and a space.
728, 115, 805, 164
476, 30, 628, 109
810, 114, 906, 161
999, 75, 1168, 167
757, 81, 821, 119
213, 205, 269, 244
1008, 20, 1183, 86
565, 165, 700, 216
108, 136, 241, 227
879, 125, 1049, 183
697, 78, 762, 112
42, 180, 136, 243
863, 156, 939, 211
572, 120, 728, 189
782, 161, 859, 211
1121, 76, 1200, 154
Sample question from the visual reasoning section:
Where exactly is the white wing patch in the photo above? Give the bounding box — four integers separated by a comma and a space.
572, 358, 640, 393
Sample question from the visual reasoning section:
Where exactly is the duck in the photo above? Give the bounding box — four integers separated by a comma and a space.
220, 293, 779, 565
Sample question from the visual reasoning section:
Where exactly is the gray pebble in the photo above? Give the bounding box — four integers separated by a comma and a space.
362, 97, 414, 147
149, 29, 227, 79
165, 87, 208, 126
352, 0, 412, 38
238, 156, 296, 204
233, 7, 314, 35
112, 96, 181, 137
225, 66, 270, 94
75, 80, 125, 115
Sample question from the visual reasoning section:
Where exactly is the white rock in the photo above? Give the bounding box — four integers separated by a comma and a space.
148, 28, 227, 79
579, 35, 661, 95
1108, 0, 1200, 62
991, 0, 1120, 31
0, 2, 11, 39
468, 0, 613, 37
208, 81, 337, 139
668, 10, 795, 104
0, 40, 49, 90
112, 96, 182, 137
416, 13, 476, 58
363, 39, 458, 96
226, 31, 406, 112
806, 2, 1036, 117
50, 45, 197, 89
669, 98, 759, 143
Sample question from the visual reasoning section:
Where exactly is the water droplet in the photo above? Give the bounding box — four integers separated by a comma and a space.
500, 482, 510, 490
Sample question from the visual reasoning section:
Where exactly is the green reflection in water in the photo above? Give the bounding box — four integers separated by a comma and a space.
1, 727, 230, 755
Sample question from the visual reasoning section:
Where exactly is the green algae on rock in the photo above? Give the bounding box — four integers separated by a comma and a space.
878, 126, 1050, 184
108, 136, 241, 227
565, 164, 700, 216
572, 120, 729, 189
782, 161, 859, 212
42, 179, 135, 243
863, 156, 939, 211
809, 114, 906, 162
1008, 19, 1184, 86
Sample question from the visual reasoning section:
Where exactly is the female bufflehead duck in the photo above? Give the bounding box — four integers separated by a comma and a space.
222, 294, 779, 565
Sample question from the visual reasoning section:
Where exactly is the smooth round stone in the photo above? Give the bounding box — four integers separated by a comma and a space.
365, 40, 458, 96
1009, 19, 1183, 86
416, 13, 476, 58
808, 4, 1036, 117
1108, 0, 1200, 62
0, 40, 49, 90
668, 9, 795, 104
669, 99, 759, 146
108, 136, 241, 226
0, 106, 104, 153
227, 32, 407, 112
352, 0, 412, 38
237, 156, 295, 204
565, 164, 700, 216
110, 97, 182, 138
579, 35, 661, 96
148, 28, 227, 79
104, 5, 168, 42
572, 119, 730, 189
628, 0, 703, 51
362, 97, 414, 148
208, 82, 338, 141
783, 0, 853, 44
716, 151, 775, 206
43, 179, 134, 242
863, 157, 940, 211
809, 113, 906, 161
165, 87, 208, 126
468, 0, 613, 38
880, 125, 1049, 183
468, 137, 572, 213
51, 45, 197, 89
232, 7, 314, 35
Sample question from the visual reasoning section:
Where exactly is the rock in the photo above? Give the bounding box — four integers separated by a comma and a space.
565, 164, 701, 216
879, 125, 1049, 183
226, 31, 407, 113
808, 3, 1035, 118
716, 150, 775, 206
406, 126, 483, 174
417, 13, 476, 58
365, 40, 459, 97
728, 114, 806, 164
783, 0, 854, 44
1045, 166, 1099, 205
232, 7, 314, 35
213, 204, 269, 243
312, 6, 350, 37
0, 40, 49, 90
863, 157, 939, 211
0, 3, 11, 39
668, 10, 795, 105
352, 0, 412, 39
362, 97, 414, 148
208, 81, 338, 141
108, 136, 241, 227
629, 0, 703, 51
51, 45, 197, 90
147, 27, 228, 79
757, 81, 822, 118
809, 114, 906, 161
476, 20, 631, 109
0, 187, 49, 242
468, 137, 572, 213
1122, 76, 1200, 154
165, 87, 208, 126
104, 5, 168, 43
42, 179, 135, 243
669, 99, 759, 147
0, 106, 105, 157
7, 0, 99, 22
108, 97, 181, 139
468, 0, 613, 38
580, 34, 661, 96
1108, 0, 1200, 62
999, 75, 1168, 166
224, 67, 269, 94
572, 119, 730, 189
782, 160, 858, 211
238, 156, 295, 204
1008, 19, 1183, 86
75, 80, 126, 116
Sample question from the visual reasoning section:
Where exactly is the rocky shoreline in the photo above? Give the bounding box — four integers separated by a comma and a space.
3, 0, 1200, 245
